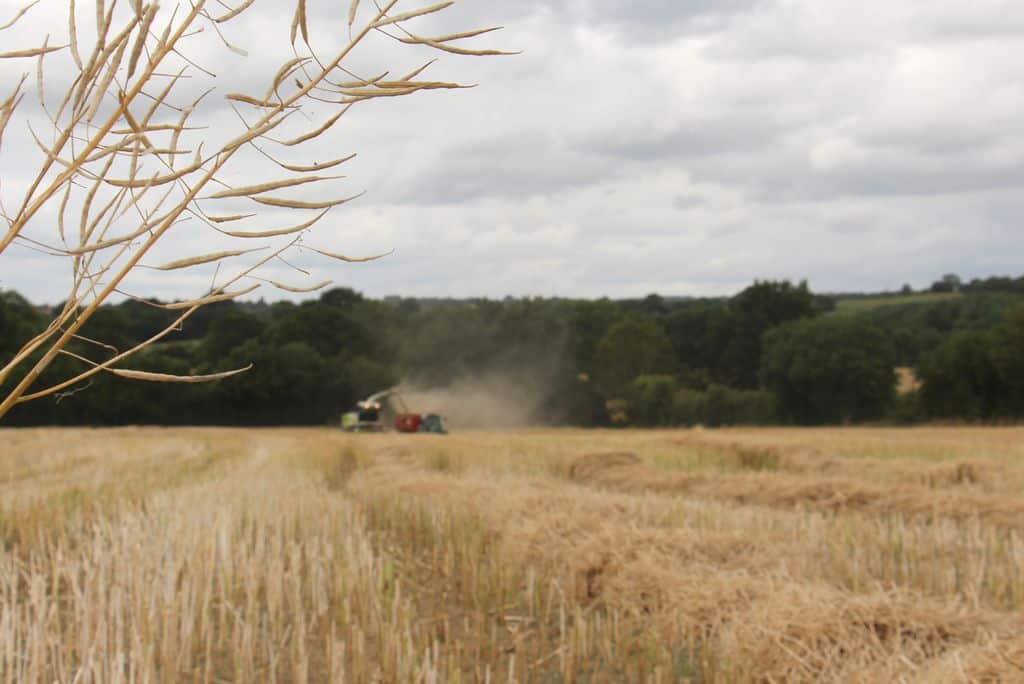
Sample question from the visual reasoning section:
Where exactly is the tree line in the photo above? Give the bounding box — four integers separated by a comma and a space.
1, 278, 1023, 427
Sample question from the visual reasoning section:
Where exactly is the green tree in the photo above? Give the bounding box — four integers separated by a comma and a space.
0, 291, 46, 361
563, 298, 623, 374
761, 317, 896, 424
202, 310, 268, 364
724, 280, 817, 388
664, 303, 734, 383
663, 281, 816, 390
215, 341, 351, 425
630, 375, 678, 426
77, 306, 135, 352
320, 287, 365, 310
918, 331, 1005, 419
267, 304, 373, 360
114, 299, 177, 346
638, 293, 668, 318
592, 318, 676, 398
991, 308, 1024, 415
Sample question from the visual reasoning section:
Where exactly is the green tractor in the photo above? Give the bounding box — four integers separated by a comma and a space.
341, 387, 447, 434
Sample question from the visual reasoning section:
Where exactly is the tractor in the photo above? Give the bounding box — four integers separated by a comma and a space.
340, 387, 447, 434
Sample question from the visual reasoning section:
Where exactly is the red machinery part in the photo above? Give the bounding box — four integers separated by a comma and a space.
394, 413, 422, 433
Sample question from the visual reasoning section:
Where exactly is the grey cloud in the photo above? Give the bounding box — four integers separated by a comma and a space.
807, 162, 1024, 199
828, 220, 871, 236
3, 0, 1024, 304
441, 0, 762, 41
567, 0, 764, 40
909, 2, 1024, 40
673, 194, 706, 210
387, 133, 620, 204
582, 113, 788, 162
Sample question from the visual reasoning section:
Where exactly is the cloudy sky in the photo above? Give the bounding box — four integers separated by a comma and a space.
2, 0, 1023, 303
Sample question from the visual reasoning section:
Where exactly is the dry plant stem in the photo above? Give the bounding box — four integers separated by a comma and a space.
2, 0, 444, 389
15, 238, 297, 401
0, 2, 207, 395
2, 4, 181, 252
0, 0, 503, 419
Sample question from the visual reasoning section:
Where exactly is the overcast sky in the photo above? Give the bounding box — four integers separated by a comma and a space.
2, 0, 1023, 303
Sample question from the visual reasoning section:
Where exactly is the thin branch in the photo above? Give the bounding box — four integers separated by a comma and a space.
0, 0, 41, 31
0, 0, 507, 417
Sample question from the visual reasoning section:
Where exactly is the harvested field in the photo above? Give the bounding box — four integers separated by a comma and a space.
1, 426, 1023, 682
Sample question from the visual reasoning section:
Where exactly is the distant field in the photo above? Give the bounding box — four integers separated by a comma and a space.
833, 291, 963, 312
2, 426, 1023, 682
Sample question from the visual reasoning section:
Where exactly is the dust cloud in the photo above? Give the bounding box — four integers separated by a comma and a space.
400, 370, 560, 429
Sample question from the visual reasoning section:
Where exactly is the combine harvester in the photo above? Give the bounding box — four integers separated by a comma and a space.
340, 387, 447, 434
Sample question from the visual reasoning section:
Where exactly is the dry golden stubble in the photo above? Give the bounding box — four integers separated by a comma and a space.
3, 426, 1024, 681
348, 433, 1024, 681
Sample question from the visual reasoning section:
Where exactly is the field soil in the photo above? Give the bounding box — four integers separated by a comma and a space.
2, 426, 1023, 682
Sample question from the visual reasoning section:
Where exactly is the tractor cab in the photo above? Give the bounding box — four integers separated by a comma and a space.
340, 398, 386, 432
